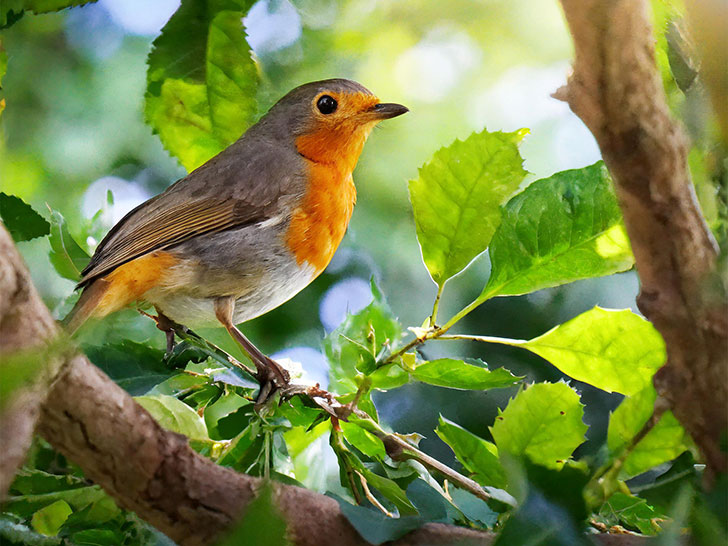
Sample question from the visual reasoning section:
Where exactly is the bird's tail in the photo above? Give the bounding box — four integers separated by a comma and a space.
62, 279, 110, 334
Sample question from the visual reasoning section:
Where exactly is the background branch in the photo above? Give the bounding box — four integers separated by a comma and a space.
556, 0, 727, 479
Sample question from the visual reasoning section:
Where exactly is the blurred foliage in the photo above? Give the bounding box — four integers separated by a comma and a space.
1, 0, 726, 545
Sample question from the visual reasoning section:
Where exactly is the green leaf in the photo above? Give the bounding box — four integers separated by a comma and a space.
597, 492, 663, 535
412, 358, 521, 391
519, 307, 665, 396
435, 416, 507, 489
217, 420, 261, 468
30, 500, 72, 536
0, 193, 50, 242
329, 494, 425, 545
1, 0, 97, 29
368, 363, 409, 390
203, 390, 251, 440
324, 280, 402, 394
0, 347, 49, 409
490, 382, 587, 469
623, 412, 689, 479
449, 488, 498, 528
340, 420, 387, 460
607, 386, 689, 478
216, 483, 289, 546
135, 394, 208, 440
145, 0, 258, 171
5, 480, 106, 520
48, 210, 90, 282
359, 468, 418, 516
483, 162, 634, 299
84, 341, 173, 396
495, 461, 592, 546
409, 128, 528, 286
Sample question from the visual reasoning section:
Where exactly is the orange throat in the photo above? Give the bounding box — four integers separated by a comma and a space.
285, 161, 357, 275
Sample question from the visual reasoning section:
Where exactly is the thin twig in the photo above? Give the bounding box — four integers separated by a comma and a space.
356, 471, 394, 517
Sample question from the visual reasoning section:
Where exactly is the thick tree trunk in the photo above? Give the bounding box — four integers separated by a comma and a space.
557, 0, 728, 479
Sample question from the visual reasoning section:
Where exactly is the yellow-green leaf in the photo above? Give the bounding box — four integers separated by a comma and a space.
409, 128, 528, 287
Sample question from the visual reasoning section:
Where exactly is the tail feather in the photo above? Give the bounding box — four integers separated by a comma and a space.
62, 279, 110, 334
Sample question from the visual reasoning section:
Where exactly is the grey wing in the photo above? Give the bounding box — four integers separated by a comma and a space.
78, 138, 306, 286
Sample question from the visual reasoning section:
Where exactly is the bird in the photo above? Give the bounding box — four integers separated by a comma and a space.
63, 78, 408, 394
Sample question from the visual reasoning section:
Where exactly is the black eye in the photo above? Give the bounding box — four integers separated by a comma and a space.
316, 95, 337, 115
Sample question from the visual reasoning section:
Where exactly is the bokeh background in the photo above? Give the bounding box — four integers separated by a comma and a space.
2, 0, 651, 487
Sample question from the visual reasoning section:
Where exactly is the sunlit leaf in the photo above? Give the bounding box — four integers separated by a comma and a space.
48, 210, 90, 282
0, 193, 50, 242
135, 394, 208, 440
412, 358, 521, 391
490, 382, 587, 469
518, 307, 665, 396
368, 363, 409, 391
30, 501, 72, 536
324, 280, 402, 394
435, 416, 506, 489
340, 420, 386, 460
409, 128, 528, 286
607, 386, 689, 479
483, 162, 634, 299
145, 0, 258, 171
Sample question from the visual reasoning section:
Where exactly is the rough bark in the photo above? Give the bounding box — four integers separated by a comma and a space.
557, 0, 728, 478
0, 227, 64, 496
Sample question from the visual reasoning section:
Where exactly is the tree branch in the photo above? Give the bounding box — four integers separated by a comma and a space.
0, 227, 66, 497
557, 0, 728, 479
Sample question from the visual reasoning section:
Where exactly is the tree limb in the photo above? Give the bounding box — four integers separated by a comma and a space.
556, 0, 728, 479
0, 227, 65, 496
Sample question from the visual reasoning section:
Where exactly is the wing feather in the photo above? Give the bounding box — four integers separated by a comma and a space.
78, 197, 268, 286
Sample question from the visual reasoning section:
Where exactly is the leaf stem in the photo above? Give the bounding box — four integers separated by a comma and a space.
429, 284, 445, 327
381, 290, 498, 365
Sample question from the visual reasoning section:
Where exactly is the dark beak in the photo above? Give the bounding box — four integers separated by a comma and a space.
370, 102, 409, 120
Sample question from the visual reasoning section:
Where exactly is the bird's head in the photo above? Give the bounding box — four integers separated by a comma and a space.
259, 79, 408, 172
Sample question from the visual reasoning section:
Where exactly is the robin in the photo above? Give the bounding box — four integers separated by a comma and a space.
63, 79, 408, 393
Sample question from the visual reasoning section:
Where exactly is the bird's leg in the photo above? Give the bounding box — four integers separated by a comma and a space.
214, 297, 290, 390
138, 307, 179, 354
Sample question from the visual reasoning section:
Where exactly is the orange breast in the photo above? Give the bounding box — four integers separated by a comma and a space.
285, 162, 356, 275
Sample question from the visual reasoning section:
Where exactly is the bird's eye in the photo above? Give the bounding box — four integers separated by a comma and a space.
316, 95, 337, 115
